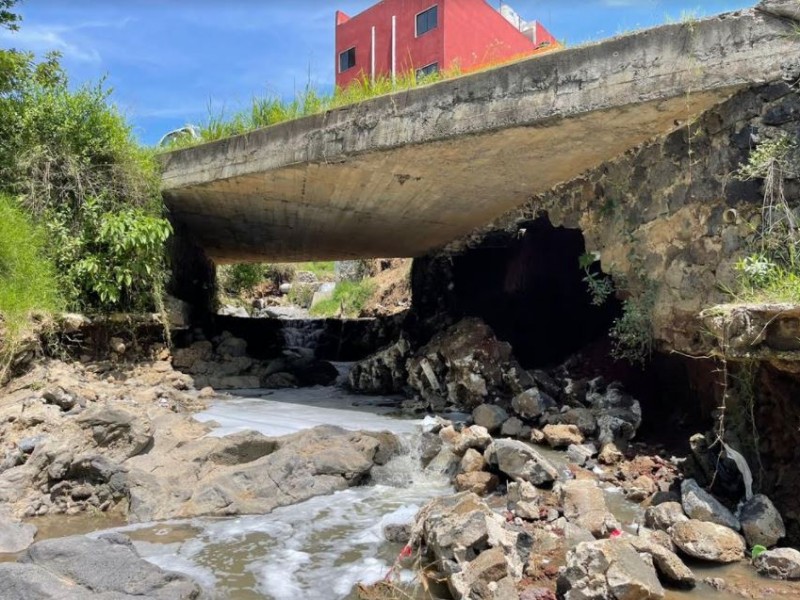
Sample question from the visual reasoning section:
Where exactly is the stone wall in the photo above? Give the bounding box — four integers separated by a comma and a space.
444, 82, 800, 356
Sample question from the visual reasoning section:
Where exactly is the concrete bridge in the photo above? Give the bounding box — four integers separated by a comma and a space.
161, 1, 800, 264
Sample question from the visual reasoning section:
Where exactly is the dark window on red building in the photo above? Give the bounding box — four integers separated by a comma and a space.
416, 5, 438, 37
339, 47, 356, 72
416, 62, 439, 79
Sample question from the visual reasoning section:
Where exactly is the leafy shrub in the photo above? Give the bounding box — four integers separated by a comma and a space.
610, 287, 656, 365
309, 280, 376, 318
0, 194, 61, 338
220, 264, 264, 295
0, 36, 170, 314
288, 283, 316, 309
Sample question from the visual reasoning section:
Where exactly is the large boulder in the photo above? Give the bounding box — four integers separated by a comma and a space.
485, 439, 559, 486
758, 0, 800, 21
753, 547, 800, 580
739, 494, 785, 548
670, 520, 745, 563
76, 405, 153, 461
557, 539, 665, 600
511, 388, 554, 420
680, 479, 740, 530
3, 532, 203, 599
348, 337, 411, 394
585, 381, 642, 445
407, 318, 530, 412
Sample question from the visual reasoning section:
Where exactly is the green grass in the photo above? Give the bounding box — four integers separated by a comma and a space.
309, 280, 376, 318
0, 194, 62, 341
297, 261, 336, 281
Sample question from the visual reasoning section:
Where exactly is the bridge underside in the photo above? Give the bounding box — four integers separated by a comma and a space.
161, 3, 799, 264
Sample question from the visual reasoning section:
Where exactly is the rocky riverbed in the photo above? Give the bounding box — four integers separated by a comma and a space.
0, 319, 799, 599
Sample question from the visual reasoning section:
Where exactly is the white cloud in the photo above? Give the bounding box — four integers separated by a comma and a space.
1, 24, 99, 62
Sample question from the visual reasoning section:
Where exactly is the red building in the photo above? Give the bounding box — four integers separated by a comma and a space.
335, 1, 557, 89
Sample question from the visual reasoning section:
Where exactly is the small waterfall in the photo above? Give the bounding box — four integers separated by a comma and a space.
280, 319, 325, 352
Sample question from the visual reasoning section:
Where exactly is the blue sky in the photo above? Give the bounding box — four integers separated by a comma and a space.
2, 0, 754, 145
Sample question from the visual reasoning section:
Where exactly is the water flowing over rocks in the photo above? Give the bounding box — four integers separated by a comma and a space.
1, 533, 204, 599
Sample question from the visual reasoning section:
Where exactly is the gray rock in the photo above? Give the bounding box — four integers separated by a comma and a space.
645, 502, 688, 532
76, 405, 153, 460
172, 341, 213, 370
41, 387, 79, 411
754, 547, 800, 580
0, 515, 37, 554
559, 479, 619, 537
452, 425, 493, 455
558, 539, 665, 600
473, 404, 509, 433
511, 388, 553, 420
348, 337, 411, 395
681, 479, 740, 530
758, 0, 800, 22
7, 533, 203, 599
216, 334, 248, 358
670, 520, 745, 563
207, 430, 278, 465
486, 439, 558, 486
501, 417, 525, 438
628, 535, 696, 589
739, 494, 785, 548
566, 443, 597, 467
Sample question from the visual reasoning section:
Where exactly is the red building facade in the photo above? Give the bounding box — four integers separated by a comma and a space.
335, 0, 557, 88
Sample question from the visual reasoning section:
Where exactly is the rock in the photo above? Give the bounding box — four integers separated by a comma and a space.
407, 318, 530, 412
4, 532, 202, 599
758, 0, 800, 22
261, 372, 298, 388
671, 520, 745, 563
415, 493, 524, 600
452, 425, 493, 455
739, 494, 785, 548
680, 479, 740, 530
557, 539, 665, 600
628, 535, 696, 589
172, 341, 213, 370
456, 471, 499, 496
76, 405, 153, 460
598, 442, 624, 465
460, 448, 487, 474
348, 337, 411, 395
425, 447, 461, 477
645, 502, 688, 532
109, 337, 126, 354
542, 424, 584, 448
420, 432, 443, 467
566, 443, 596, 467
218, 305, 249, 318
292, 360, 339, 387
559, 479, 619, 537
207, 430, 278, 466
473, 404, 509, 433
520, 588, 556, 600
216, 334, 248, 358
544, 408, 597, 436
586, 383, 643, 445
530, 429, 546, 444
486, 439, 559, 486
383, 522, 412, 544
363, 431, 402, 466
41, 387, 79, 411
625, 475, 658, 503
197, 386, 215, 399
0, 515, 37, 554
512, 388, 554, 420
753, 547, 800, 580
501, 417, 525, 438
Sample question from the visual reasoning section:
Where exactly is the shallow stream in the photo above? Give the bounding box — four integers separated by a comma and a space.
16, 381, 800, 599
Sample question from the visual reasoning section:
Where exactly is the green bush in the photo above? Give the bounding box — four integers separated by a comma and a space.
0, 194, 61, 338
288, 283, 316, 309
220, 263, 264, 295
0, 35, 170, 314
309, 280, 376, 318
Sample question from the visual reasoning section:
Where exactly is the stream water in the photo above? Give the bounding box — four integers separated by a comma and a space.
15, 379, 800, 599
